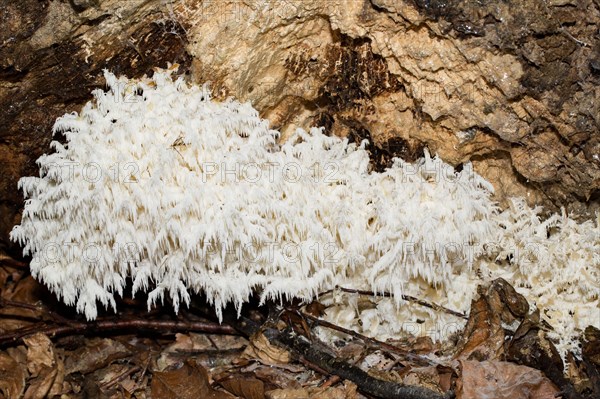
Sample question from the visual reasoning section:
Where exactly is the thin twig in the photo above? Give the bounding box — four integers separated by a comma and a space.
137, 354, 151, 387
295, 309, 441, 367
0, 317, 238, 346
319, 375, 342, 389
320, 287, 468, 319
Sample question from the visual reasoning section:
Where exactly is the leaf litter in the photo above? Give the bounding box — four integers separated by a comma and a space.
0, 259, 598, 399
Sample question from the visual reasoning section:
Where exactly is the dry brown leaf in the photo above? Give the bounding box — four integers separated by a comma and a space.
308, 380, 358, 399
0, 351, 26, 399
487, 278, 529, 324
341, 380, 358, 399
158, 334, 214, 364
64, 337, 130, 375
208, 333, 248, 351
22, 363, 57, 398
22, 333, 65, 399
219, 375, 265, 399
304, 301, 326, 318
308, 387, 346, 399
505, 309, 568, 395
402, 366, 445, 395
119, 376, 139, 396
454, 287, 505, 361
0, 276, 44, 332
23, 334, 54, 377
266, 381, 358, 399
457, 360, 559, 399
437, 365, 455, 393
565, 353, 592, 394
404, 336, 435, 354
456, 279, 533, 363
0, 265, 15, 292
158, 333, 247, 371
151, 359, 232, 399
243, 332, 291, 365
6, 347, 27, 369
5, 276, 43, 306
253, 365, 305, 389
265, 388, 310, 399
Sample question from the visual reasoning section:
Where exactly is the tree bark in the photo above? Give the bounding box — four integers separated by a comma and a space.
2, 0, 599, 256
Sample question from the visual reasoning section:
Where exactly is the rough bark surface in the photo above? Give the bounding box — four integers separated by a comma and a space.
2, 0, 599, 255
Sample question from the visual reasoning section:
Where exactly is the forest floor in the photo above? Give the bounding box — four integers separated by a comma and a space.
0, 255, 598, 399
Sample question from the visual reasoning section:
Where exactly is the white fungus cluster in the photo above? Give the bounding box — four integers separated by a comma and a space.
11, 68, 599, 357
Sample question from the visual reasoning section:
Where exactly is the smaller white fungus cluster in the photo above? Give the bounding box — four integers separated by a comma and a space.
11, 68, 599, 357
